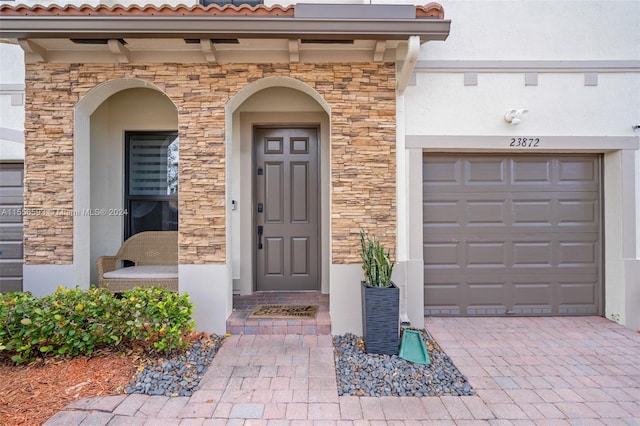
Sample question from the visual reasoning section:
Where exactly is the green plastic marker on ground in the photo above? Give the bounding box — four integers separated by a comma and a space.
399, 329, 431, 365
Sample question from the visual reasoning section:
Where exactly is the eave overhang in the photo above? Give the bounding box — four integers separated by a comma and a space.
0, 4, 450, 43
0, 17, 451, 43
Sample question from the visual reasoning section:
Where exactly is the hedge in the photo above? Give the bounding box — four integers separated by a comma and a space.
0, 286, 194, 364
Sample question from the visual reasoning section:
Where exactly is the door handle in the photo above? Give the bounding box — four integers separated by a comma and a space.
257, 225, 263, 250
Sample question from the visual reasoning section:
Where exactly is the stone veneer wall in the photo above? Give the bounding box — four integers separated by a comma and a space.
24, 63, 396, 265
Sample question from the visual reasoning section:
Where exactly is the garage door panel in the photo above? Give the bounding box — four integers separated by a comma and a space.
466, 306, 508, 315
0, 169, 24, 207
558, 281, 599, 314
1, 164, 24, 293
424, 283, 463, 306
512, 242, 552, 266
424, 306, 462, 315
511, 158, 552, 184
0, 207, 23, 223
426, 236, 598, 266
513, 282, 553, 304
560, 305, 599, 315
424, 156, 600, 193
559, 286, 596, 306
0, 278, 22, 293
0, 242, 23, 259
465, 158, 507, 185
466, 201, 507, 225
425, 279, 598, 316
466, 242, 506, 267
467, 282, 507, 304
422, 200, 462, 226
511, 304, 553, 315
426, 195, 599, 229
559, 241, 597, 266
0, 168, 23, 185
0, 190, 23, 205
558, 200, 598, 225
512, 200, 553, 225
444, 269, 598, 282
423, 154, 601, 317
423, 242, 461, 267
423, 158, 462, 185
0, 261, 23, 277
558, 158, 599, 186
0, 225, 23, 241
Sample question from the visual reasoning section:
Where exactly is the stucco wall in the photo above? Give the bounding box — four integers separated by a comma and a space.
0, 43, 25, 161
408, 1, 639, 136
402, 0, 640, 328
406, 73, 639, 137
403, 0, 639, 137
428, 1, 639, 61
23, 62, 396, 267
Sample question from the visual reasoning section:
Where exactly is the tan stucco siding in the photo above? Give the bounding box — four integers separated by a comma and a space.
24, 62, 396, 265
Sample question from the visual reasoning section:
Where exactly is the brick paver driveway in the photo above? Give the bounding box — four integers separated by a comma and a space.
45, 316, 640, 424
427, 316, 640, 424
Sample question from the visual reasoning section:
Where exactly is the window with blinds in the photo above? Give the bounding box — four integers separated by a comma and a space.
125, 131, 178, 238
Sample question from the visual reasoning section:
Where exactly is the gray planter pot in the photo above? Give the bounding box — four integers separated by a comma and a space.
361, 281, 400, 355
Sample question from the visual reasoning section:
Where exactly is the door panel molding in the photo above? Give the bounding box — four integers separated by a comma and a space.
254, 126, 320, 291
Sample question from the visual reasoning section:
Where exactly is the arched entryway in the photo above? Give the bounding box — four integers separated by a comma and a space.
74, 80, 178, 286
225, 77, 331, 296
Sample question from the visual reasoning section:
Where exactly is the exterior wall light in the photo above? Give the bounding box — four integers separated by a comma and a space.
504, 109, 529, 125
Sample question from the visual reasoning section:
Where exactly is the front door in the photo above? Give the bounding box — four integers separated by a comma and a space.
254, 127, 320, 291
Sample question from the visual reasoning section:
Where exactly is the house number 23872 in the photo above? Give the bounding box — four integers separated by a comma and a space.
510, 138, 540, 148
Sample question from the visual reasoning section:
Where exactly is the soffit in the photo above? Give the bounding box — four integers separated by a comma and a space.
0, 3, 450, 64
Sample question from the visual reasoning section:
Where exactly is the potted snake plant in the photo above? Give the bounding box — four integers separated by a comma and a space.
360, 230, 399, 355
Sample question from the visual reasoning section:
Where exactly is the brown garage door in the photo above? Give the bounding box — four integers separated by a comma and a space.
0, 163, 24, 293
423, 154, 601, 316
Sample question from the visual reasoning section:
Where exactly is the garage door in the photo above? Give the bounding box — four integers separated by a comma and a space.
423, 155, 601, 316
0, 163, 24, 293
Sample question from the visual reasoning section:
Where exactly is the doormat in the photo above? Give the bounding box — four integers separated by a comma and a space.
248, 304, 318, 319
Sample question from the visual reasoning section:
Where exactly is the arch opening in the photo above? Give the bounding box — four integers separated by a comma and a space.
225, 77, 331, 296
74, 79, 178, 286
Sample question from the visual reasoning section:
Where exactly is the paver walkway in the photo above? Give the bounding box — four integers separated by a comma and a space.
45, 316, 640, 425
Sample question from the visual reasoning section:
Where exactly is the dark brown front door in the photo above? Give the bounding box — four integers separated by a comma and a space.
254, 127, 319, 291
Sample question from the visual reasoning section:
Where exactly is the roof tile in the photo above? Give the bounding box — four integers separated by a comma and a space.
416, 3, 445, 19
0, 3, 294, 17
0, 3, 444, 19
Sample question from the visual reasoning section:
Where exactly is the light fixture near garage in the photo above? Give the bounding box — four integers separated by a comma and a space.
632, 124, 640, 133
504, 109, 529, 125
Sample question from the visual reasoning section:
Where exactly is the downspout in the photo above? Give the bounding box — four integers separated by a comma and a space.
396, 35, 420, 95
396, 35, 420, 327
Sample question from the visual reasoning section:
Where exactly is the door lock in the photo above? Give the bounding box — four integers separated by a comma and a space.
257, 225, 263, 250
257, 203, 263, 213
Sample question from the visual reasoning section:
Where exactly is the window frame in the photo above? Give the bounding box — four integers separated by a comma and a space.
124, 130, 179, 239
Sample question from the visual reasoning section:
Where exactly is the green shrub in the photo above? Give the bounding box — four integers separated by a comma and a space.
360, 229, 395, 288
0, 286, 194, 364
119, 287, 194, 353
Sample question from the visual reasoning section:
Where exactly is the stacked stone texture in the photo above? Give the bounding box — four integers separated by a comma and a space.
24, 62, 396, 265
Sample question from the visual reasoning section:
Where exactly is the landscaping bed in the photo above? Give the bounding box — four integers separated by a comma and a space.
0, 332, 223, 426
0, 348, 138, 426
0, 286, 202, 425
333, 329, 475, 397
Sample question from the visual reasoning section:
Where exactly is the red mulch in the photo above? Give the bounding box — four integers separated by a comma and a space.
0, 332, 210, 426
0, 350, 139, 426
